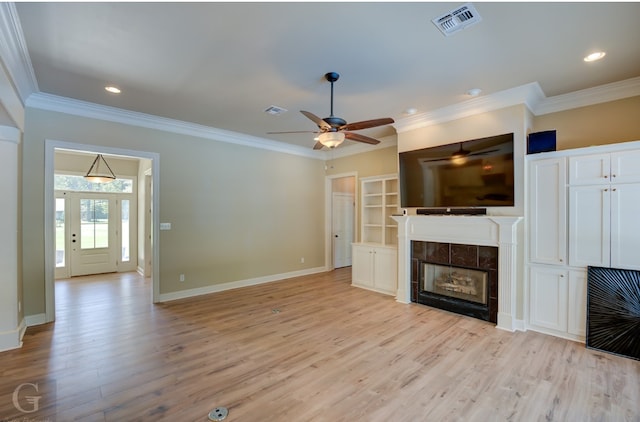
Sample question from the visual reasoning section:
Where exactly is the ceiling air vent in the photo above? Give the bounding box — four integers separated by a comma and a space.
432, 3, 482, 37
264, 105, 287, 115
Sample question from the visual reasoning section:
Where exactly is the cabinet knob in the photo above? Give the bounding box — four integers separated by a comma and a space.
612, 188, 617, 192
604, 175, 608, 178
612, 174, 616, 178
604, 188, 608, 192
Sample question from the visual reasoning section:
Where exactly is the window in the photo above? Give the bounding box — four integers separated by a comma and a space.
54, 174, 133, 193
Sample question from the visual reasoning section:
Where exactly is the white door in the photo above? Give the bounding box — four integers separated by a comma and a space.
70, 193, 118, 276
333, 192, 354, 268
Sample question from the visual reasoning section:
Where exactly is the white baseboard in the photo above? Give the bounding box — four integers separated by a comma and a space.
0, 318, 26, 352
158, 266, 327, 303
25, 313, 47, 327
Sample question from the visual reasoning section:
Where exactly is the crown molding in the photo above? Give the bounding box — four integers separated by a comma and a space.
532, 76, 640, 115
26, 92, 324, 160
394, 77, 640, 133
0, 3, 38, 101
393, 82, 546, 134
326, 136, 398, 160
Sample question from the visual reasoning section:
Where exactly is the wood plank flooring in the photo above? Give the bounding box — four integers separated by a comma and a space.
1, 269, 639, 421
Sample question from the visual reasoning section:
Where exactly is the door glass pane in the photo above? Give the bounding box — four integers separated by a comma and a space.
55, 174, 133, 193
55, 198, 65, 267
81, 199, 109, 249
121, 199, 130, 262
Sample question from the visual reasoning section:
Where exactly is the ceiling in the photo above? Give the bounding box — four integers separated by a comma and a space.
13, 2, 640, 151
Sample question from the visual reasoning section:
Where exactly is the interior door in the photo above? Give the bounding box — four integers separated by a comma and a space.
70, 192, 118, 276
332, 192, 354, 268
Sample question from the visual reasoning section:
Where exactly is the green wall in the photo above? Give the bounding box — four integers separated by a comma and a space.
22, 108, 325, 316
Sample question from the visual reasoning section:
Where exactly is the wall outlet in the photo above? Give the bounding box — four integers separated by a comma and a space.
300, 257, 305, 263
179, 274, 185, 282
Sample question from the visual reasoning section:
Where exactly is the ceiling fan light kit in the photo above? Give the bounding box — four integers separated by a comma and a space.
268, 71, 394, 150
318, 131, 345, 148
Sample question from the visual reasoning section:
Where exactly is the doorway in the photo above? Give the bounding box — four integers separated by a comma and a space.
44, 140, 160, 323
55, 191, 136, 278
326, 173, 356, 270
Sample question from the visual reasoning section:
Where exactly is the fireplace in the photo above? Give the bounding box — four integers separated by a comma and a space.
392, 215, 522, 331
412, 241, 498, 323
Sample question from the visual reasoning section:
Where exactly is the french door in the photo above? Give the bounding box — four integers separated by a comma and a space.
55, 191, 135, 278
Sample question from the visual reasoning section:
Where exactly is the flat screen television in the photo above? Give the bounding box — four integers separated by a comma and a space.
399, 133, 514, 208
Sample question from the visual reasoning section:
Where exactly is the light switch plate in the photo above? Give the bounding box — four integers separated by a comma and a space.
160, 222, 171, 230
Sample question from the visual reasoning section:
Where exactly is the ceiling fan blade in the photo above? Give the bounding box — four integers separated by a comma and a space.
344, 131, 381, 145
300, 110, 331, 130
313, 141, 324, 150
341, 117, 394, 131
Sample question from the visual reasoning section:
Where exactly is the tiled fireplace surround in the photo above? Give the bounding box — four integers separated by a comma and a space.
412, 241, 499, 323
392, 215, 522, 331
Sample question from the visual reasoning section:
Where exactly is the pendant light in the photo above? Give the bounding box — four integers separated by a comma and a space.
84, 154, 116, 183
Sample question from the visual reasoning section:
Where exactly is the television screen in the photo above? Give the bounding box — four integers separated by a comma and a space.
399, 133, 514, 208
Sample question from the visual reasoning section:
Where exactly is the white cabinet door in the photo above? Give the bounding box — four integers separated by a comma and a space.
529, 266, 568, 333
610, 183, 640, 271
528, 157, 567, 265
610, 150, 640, 184
373, 247, 397, 294
568, 269, 587, 338
569, 154, 610, 185
352, 245, 374, 289
569, 185, 610, 268
352, 244, 397, 295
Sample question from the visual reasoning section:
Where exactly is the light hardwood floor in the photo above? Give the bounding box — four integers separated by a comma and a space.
1, 269, 639, 421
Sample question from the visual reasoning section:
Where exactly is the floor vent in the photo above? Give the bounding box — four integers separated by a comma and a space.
432, 3, 482, 37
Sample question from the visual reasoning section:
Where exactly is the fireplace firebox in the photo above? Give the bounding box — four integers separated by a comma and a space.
412, 241, 498, 323
423, 264, 488, 305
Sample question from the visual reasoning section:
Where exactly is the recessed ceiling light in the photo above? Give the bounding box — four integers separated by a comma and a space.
105, 86, 121, 94
404, 107, 418, 115
584, 51, 606, 62
466, 88, 482, 97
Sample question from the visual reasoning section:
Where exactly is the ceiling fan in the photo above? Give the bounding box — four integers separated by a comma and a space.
268, 72, 394, 150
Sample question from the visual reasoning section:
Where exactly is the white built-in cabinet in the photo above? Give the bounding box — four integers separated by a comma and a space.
527, 141, 640, 342
352, 244, 398, 295
352, 174, 399, 296
568, 151, 640, 271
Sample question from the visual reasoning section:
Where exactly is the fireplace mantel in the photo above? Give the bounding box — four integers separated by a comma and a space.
392, 215, 523, 331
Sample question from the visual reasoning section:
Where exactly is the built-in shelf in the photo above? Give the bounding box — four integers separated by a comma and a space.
360, 174, 398, 246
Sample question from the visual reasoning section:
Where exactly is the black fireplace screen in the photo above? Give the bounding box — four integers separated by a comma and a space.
587, 266, 640, 361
